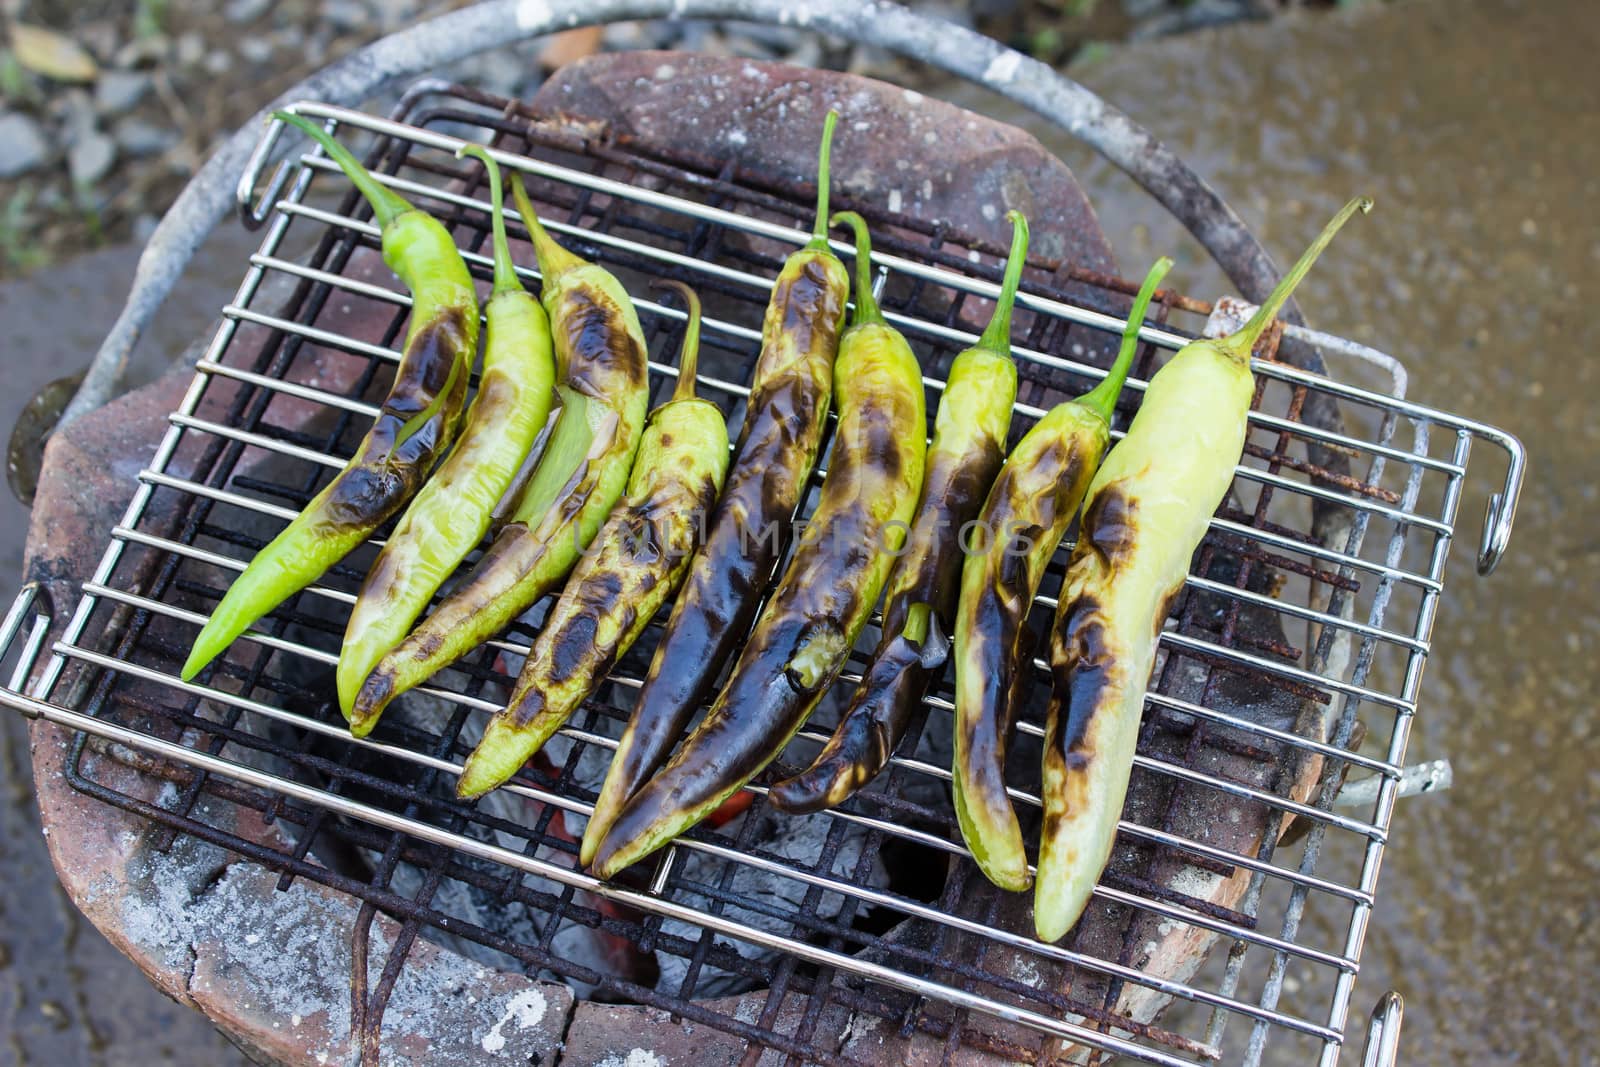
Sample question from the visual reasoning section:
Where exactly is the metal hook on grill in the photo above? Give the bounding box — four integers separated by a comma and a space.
1476, 425, 1525, 575
0, 583, 56, 706
237, 109, 306, 231
1360, 991, 1404, 1067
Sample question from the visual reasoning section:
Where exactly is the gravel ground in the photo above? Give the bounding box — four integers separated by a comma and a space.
0, 0, 1313, 277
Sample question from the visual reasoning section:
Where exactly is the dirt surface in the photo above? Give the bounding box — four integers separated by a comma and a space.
942, 0, 1596, 1061
0, 227, 262, 1065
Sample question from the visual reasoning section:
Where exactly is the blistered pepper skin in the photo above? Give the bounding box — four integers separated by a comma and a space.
588, 213, 925, 880
338, 146, 555, 726
951, 254, 1175, 893
581, 113, 849, 864
182, 114, 478, 683
1035, 198, 1371, 942
350, 173, 650, 730
457, 284, 730, 799
768, 211, 1035, 815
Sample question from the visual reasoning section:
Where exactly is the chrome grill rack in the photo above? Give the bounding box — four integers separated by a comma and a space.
0, 82, 1523, 1066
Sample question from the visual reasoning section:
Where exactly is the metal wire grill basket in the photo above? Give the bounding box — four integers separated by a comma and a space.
0, 82, 1525, 1066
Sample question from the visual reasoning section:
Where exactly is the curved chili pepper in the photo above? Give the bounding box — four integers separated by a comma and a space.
768, 211, 1032, 815
180, 113, 478, 683
456, 282, 729, 798
579, 112, 849, 866
588, 212, 926, 880
337, 146, 556, 728
951, 254, 1173, 892
349, 170, 650, 731
1035, 198, 1371, 942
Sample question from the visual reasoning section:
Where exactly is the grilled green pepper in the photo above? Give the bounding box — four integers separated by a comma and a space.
952, 254, 1173, 892
337, 145, 556, 728
588, 212, 926, 879
768, 211, 1032, 814
580, 111, 849, 866
181, 113, 478, 683
349, 170, 649, 731
456, 281, 729, 798
1034, 198, 1371, 942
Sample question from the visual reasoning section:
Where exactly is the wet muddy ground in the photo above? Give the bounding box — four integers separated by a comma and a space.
0, 0, 1592, 1063
944, 0, 1597, 1061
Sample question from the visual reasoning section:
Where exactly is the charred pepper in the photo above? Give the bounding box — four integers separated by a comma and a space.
768, 211, 1032, 814
951, 255, 1173, 892
456, 281, 729, 798
588, 212, 926, 879
181, 112, 478, 683
337, 145, 556, 728
349, 171, 650, 731
1034, 198, 1371, 942
579, 111, 850, 866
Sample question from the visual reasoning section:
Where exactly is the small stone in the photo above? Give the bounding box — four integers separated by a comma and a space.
54, 87, 97, 139
67, 128, 116, 184
717, 34, 777, 61
113, 115, 177, 158
112, 34, 167, 69
75, 19, 121, 62
202, 50, 231, 75
175, 32, 205, 68
463, 46, 528, 99
237, 37, 274, 64
132, 212, 159, 244
93, 69, 149, 113
918, 1, 975, 29
39, 1000, 69, 1029
0, 111, 49, 177
321, 0, 371, 31
224, 0, 274, 22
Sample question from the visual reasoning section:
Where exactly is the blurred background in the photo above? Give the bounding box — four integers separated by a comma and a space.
0, 0, 1592, 1063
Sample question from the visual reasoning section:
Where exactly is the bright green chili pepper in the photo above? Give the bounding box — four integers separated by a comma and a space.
337, 145, 556, 728
580, 111, 849, 867
768, 210, 1032, 815
349, 170, 650, 731
456, 281, 729, 798
952, 254, 1174, 892
180, 112, 478, 683
1034, 198, 1371, 942
588, 212, 926, 880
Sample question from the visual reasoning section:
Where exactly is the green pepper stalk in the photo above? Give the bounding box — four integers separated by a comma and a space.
1035, 198, 1371, 942
456, 282, 730, 798
337, 146, 557, 728
768, 211, 1033, 815
349, 169, 650, 731
951, 254, 1174, 892
588, 212, 926, 879
180, 113, 478, 683
579, 111, 850, 867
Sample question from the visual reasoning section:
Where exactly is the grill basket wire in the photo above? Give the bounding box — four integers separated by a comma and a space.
0, 82, 1520, 1067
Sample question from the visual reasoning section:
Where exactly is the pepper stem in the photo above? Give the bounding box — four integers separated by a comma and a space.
831, 211, 883, 327
975, 210, 1031, 357
1229, 196, 1374, 356
457, 145, 524, 297
507, 168, 587, 287
804, 110, 839, 252
1078, 255, 1175, 423
651, 280, 704, 404
274, 111, 411, 230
